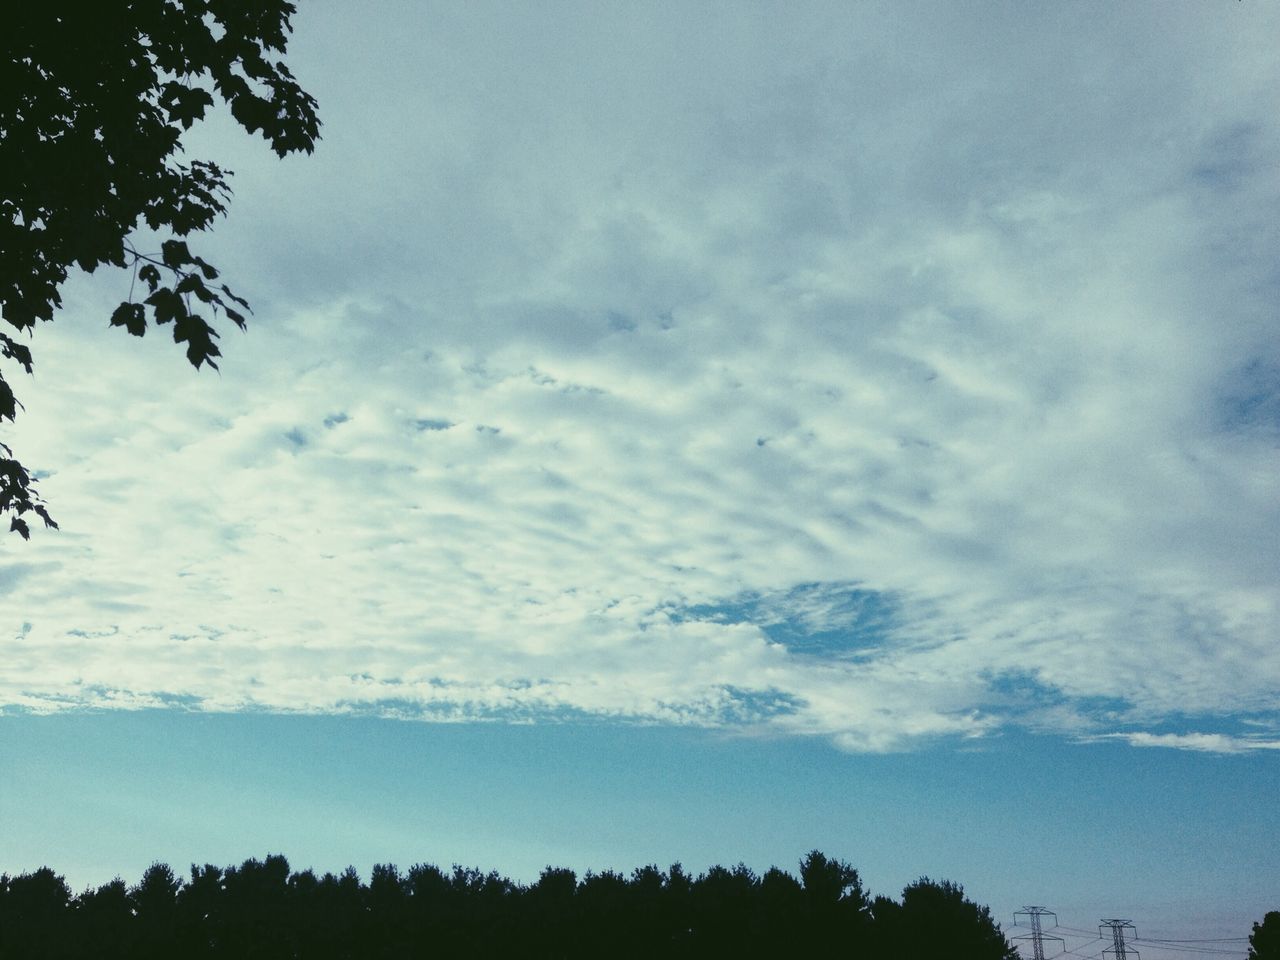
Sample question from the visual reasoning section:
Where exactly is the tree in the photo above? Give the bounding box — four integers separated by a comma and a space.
1251, 912, 1280, 960
797, 850, 871, 954
798, 849, 867, 908
72, 878, 134, 960
0, 866, 74, 959
872, 877, 1019, 960
1, 1, 320, 538
133, 863, 181, 960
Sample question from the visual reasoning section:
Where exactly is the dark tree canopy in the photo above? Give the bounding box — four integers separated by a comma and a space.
872, 877, 1020, 960
0, 851, 1025, 960
1252, 912, 1280, 960
1, 1, 319, 538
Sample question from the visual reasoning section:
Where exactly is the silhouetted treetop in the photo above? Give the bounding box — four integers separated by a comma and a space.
0, 852, 1030, 960
1, 2, 319, 538
1252, 912, 1280, 960
874, 876, 1021, 960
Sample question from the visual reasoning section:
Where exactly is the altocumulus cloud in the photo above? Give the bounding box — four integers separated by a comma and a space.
3, 3, 1279, 752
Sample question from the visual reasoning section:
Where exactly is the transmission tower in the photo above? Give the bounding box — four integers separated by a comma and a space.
1014, 906, 1064, 960
1101, 919, 1139, 960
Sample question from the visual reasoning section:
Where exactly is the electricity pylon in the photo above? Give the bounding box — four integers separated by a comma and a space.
1101, 919, 1139, 960
1014, 906, 1064, 960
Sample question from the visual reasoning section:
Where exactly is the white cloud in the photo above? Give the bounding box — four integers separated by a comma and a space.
1098, 732, 1280, 755
3, 3, 1279, 752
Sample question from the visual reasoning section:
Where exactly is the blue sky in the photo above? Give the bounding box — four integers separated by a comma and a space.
2, 1, 1278, 952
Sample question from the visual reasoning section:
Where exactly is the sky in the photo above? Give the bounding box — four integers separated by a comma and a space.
2, 0, 1278, 952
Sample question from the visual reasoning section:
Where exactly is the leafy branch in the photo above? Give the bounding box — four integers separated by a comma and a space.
113, 239, 253, 370
0, 2, 319, 538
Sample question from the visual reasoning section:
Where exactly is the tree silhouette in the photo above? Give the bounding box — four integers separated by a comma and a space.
175, 863, 226, 959
0, 866, 74, 959
757, 866, 806, 953
873, 877, 1019, 960
0, 852, 1034, 959
527, 866, 579, 956
690, 863, 761, 954
133, 862, 180, 960
219, 854, 294, 960
1251, 912, 1280, 960
72, 878, 133, 960
798, 850, 871, 954
1, 2, 319, 537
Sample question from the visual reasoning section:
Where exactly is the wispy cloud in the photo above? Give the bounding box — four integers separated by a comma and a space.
1095, 732, 1280, 755
3, 3, 1278, 752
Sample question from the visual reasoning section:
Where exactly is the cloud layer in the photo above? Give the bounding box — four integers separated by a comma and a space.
4, 2, 1278, 751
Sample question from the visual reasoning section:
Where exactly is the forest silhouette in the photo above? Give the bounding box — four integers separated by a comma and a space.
0, 850, 1022, 959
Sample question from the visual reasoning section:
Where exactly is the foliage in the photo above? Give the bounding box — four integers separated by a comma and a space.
872, 877, 1020, 960
0, 1, 320, 538
1251, 912, 1280, 960
0, 851, 1024, 960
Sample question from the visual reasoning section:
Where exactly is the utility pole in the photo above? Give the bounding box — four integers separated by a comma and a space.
1101, 919, 1139, 960
1014, 906, 1064, 960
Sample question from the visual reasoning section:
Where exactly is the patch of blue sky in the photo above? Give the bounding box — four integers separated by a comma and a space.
981, 671, 1130, 713
1189, 123, 1260, 195
1108, 709, 1280, 740
130, 691, 206, 710
606, 310, 637, 332
981, 669, 1070, 706
1217, 357, 1280, 438
717, 686, 803, 723
413, 418, 453, 431
327, 683, 801, 728
8, 684, 205, 713
66, 625, 120, 639
0, 564, 41, 600
670, 581, 901, 660
982, 671, 1280, 750
335, 697, 621, 726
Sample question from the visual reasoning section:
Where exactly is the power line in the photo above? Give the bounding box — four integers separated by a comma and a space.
1062, 938, 1109, 960
1129, 944, 1244, 957
1059, 925, 1111, 937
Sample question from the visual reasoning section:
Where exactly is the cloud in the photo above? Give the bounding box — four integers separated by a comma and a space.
3, 3, 1279, 752
1097, 732, 1280, 755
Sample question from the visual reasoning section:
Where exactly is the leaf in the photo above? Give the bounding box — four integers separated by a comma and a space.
220, 284, 252, 311
174, 273, 202, 295
34, 504, 58, 530
145, 288, 183, 326
229, 91, 271, 136
138, 263, 162, 293
173, 313, 221, 369
0, 377, 17, 421
109, 301, 147, 337
161, 83, 215, 129
0, 334, 34, 374
10, 516, 30, 540
161, 239, 192, 268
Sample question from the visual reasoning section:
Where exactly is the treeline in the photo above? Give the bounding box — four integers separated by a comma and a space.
0, 850, 1019, 959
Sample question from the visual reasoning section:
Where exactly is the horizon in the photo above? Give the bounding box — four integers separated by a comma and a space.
3, 711, 1274, 956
